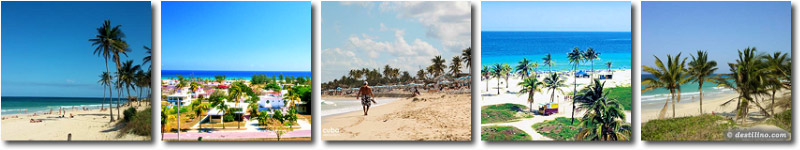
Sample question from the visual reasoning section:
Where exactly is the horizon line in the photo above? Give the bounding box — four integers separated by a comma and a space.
481, 30, 632, 32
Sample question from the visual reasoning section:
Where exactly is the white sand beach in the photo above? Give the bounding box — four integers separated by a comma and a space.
1, 105, 150, 141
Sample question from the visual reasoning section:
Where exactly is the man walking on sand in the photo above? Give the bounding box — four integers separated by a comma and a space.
358, 81, 376, 116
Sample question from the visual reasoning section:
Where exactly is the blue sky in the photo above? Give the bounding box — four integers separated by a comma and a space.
322, 1, 471, 82
161, 1, 310, 71
482, 1, 631, 31
2, 1, 151, 97
642, 1, 790, 73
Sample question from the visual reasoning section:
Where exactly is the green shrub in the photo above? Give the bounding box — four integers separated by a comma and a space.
223, 114, 235, 122
642, 114, 734, 141
122, 108, 151, 136
481, 103, 527, 124
123, 107, 137, 122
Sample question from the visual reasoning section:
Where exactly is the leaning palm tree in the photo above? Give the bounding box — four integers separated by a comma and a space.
501, 63, 512, 88
118, 60, 141, 108
717, 47, 771, 121
584, 47, 600, 79
518, 77, 543, 112
543, 73, 565, 103
450, 56, 462, 77
543, 53, 554, 72
491, 64, 503, 95
430, 55, 447, 77
574, 79, 630, 141
461, 47, 472, 73
567, 47, 585, 124
642, 53, 689, 119
515, 58, 532, 80
688, 50, 717, 114
90, 20, 125, 122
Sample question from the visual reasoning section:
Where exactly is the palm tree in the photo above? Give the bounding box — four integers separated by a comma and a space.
98, 72, 113, 114
642, 53, 689, 119
763, 52, 789, 115
142, 46, 152, 65
461, 47, 472, 73
90, 20, 125, 122
518, 77, 543, 112
543, 53, 554, 72
543, 73, 565, 103
584, 47, 600, 79
135, 69, 147, 106
688, 50, 717, 114
501, 63, 512, 88
118, 60, 141, 109
606, 61, 612, 72
574, 79, 630, 141
567, 47, 585, 124
491, 64, 503, 95
209, 92, 229, 129
451, 56, 462, 77
515, 58, 532, 80
481, 65, 490, 92
430, 55, 447, 77
416, 69, 426, 81
717, 47, 772, 121
531, 62, 540, 77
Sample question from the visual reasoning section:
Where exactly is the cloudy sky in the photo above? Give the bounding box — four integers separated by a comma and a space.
322, 1, 471, 82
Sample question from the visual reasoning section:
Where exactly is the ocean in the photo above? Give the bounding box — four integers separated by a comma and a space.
641, 74, 736, 105
481, 31, 632, 71
161, 70, 311, 80
1, 97, 124, 115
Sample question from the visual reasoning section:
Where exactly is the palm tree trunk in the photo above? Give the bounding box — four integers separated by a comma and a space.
699, 82, 704, 114
105, 61, 115, 122
658, 89, 673, 119
529, 90, 534, 112
674, 88, 681, 118
485, 78, 489, 92
771, 89, 776, 115
496, 77, 500, 95
117, 86, 122, 119
571, 64, 578, 124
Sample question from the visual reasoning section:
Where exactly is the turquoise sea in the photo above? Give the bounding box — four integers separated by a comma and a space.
481, 31, 632, 71
641, 74, 736, 105
1, 97, 125, 115
161, 70, 311, 80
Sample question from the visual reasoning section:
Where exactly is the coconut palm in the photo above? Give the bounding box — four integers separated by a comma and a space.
98, 72, 113, 114
567, 47, 585, 124
461, 47, 472, 73
584, 47, 600, 78
491, 64, 503, 95
209, 92, 229, 129
763, 51, 789, 115
518, 77, 543, 112
531, 62, 540, 77
142, 46, 151, 65
642, 53, 689, 119
574, 79, 630, 141
717, 47, 771, 121
606, 61, 612, 72
501, 63, 512, 88
451, 56, 462, 77
543, 73, 565, 103
90, 20, 126, 122
430, 55, 447, 77
118, 60, 141, 107
688, 50, 717, 114
135, 69, 147, 106
482, 65, 490, 92
543, 53, 554, 72
515, 58, 532, 80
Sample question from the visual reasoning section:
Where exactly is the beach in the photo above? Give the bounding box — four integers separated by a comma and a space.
641, 89, 791, 123
1, 104, 150, 141
321, 93, 471, 141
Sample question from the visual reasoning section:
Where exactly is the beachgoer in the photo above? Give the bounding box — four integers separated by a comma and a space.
357, 81, 376, 116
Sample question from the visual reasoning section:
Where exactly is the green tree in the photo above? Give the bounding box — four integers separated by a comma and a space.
688, 50, 718, 114
642, 53, 689, 119
491, 64, 503, 95
567, 47, 585, 124
584, 47, 600, 79
542, 53, 554, 71
515, 58, 532, 80
451, 56, 462, 77
543, 73, 565, 103
90, 20, 126, 122
518, 77, 543, 112
461, 47, 472, 73
430, 55, 447, 77
574, 79, 630, 141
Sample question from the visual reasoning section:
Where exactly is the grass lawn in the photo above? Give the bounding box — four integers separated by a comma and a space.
767, 109, 791, 132
605, 86, 631, 110
642, 114, 735, 141
481, 126, 531, 141
481, 103, 530, 124
531, 117, 580, 140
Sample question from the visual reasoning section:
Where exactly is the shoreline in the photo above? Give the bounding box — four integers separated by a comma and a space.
320, 97, 401, 117
640, 89, 790, 123
1, 102, 151, 141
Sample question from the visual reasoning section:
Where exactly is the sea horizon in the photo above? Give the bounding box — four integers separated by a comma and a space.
161, 70, 311, 80
1, 97, 127, 115
481, 31, 632, 72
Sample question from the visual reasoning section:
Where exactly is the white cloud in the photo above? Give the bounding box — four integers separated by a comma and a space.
378, 1, 472, 53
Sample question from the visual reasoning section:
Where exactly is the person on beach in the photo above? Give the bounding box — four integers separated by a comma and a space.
357, 81, 376, 116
